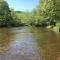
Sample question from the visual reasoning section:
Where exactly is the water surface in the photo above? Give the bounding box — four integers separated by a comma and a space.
0, 27, 60, 60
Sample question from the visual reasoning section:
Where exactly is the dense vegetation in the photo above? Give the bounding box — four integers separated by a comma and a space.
0, 0, 60, 31
0, 0, 25, 27
30, 0, 60, 27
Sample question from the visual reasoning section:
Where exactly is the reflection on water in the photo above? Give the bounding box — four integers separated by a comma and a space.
0, 27, 60, 60
31, 27, 60, 60
0, 28, 13, 53
0, 27, 40, 60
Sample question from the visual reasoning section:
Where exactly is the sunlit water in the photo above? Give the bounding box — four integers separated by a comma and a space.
0, 26, 60, 60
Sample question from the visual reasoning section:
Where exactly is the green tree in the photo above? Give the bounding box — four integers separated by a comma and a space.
0, 0, 10, 26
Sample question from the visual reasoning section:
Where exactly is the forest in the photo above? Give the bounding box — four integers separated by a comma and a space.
0, 0, 60, 31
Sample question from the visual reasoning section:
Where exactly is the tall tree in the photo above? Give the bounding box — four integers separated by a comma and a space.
0, 0, 10, 26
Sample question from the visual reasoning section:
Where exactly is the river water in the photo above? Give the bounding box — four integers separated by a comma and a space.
0, 26, 60, 60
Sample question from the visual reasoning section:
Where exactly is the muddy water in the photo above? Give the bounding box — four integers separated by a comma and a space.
0, 27, 60, 60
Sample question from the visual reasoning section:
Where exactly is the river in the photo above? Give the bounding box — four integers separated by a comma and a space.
0, 26, 60, 60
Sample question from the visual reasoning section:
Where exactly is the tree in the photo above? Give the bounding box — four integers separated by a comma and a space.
0, 0, 10, 26
30, 0, 60, 27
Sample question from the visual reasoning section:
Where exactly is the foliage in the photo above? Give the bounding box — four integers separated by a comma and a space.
0, 0, 10, 26
0, 0, 60, 27
30, 0, 60, 27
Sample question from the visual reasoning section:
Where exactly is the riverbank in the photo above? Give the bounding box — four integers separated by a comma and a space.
46, 22, 60, 33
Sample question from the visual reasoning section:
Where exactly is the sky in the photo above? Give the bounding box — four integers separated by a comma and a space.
6, 0, 39, 12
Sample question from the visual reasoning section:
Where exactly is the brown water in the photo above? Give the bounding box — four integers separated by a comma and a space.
0, 27, 60, 60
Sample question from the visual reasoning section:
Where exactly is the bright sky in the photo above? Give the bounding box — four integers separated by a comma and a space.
6, 0, 39, 11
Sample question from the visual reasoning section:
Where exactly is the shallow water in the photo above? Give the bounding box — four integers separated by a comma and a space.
0, 27, 60, 60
